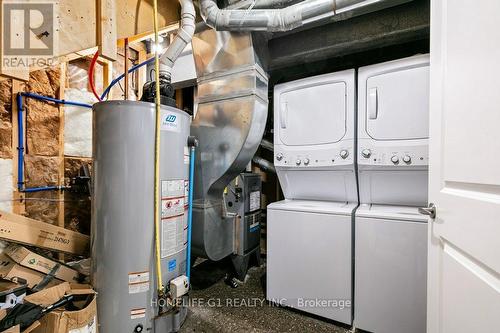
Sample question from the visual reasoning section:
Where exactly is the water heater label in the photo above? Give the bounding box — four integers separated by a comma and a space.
130, 308, 146, 320
128, 271, 150, 294
161, 113, 181, 132
161, 215, 188, 258
162, 180, 184, 198
168, 259, 177, 272
129, 282, 149, 294
161, 179, 188, 258
161, 198, 184, 218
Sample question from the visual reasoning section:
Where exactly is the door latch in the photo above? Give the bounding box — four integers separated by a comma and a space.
418, 203, 436, 219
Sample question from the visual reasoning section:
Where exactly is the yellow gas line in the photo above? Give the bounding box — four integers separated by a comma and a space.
152, 0, 164, 293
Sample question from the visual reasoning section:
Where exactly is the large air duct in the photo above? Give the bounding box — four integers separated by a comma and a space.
201, 0, 414, 31
190, 28, 268, 260
227, 0, 303, 10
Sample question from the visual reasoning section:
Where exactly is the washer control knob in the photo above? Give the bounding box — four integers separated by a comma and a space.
340, 150, 349, 159
403, 155, 412, 164
296, 159, 302, 166
361, 149, 372, 158
276, 153, 283, 161
304, 158, 310, 166
391, 155, 400, 164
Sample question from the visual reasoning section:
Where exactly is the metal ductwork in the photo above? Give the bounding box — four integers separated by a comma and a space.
227, 0, 303, 9
201, 0, 415, 31
190, 28, 268, 260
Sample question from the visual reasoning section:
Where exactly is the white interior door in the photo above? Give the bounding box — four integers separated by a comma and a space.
427, 1, 500, 332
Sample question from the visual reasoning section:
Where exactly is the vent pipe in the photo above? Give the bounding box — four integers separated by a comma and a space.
201, 0, 414, 31
159, 0, 196, 80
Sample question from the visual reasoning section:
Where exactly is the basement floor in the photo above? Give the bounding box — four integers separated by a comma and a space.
181, 260, 351, 333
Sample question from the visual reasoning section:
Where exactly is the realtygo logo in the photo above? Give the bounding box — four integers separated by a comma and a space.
2, 1, 57, 70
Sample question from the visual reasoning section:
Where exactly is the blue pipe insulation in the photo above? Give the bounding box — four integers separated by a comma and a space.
100, 57, 155, 100
16, 92, 92, 193
186, 146, 196, 282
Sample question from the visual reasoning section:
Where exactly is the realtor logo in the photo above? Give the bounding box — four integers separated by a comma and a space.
2, 1, 57, 70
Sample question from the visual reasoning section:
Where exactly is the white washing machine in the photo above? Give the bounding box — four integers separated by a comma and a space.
267, 200, 356, 324
268, 70, 357, 325
355, 55, 429, 333
355, 204, 427, 333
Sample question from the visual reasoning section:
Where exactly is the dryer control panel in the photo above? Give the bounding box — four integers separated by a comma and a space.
275, 146, 354, 168
358, 144, 428, 167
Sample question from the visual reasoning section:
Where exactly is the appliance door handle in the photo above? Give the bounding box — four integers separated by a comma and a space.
368, 87, 378, 120
280, 102, 288, 129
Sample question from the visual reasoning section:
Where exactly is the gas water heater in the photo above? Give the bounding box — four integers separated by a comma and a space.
92, 100, 191, 333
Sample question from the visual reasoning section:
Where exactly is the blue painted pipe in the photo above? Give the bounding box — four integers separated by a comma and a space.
21, 92, 93, 109
186, 146, 196, 282
16, 93, 24, 191
16, 92, 92, 193
22, 186, 65, 193
100, 57, 155, 100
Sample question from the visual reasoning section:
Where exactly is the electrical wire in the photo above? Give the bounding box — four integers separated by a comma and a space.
89, 51, 102, 102
100, 58, 155, 101
152, 0, 164, 294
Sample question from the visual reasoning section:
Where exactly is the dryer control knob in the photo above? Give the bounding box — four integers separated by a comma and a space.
304, 158, 310, 166
361, 149, 372, 158
276, 153, 283, 161
296, 159, 302, 166
340, 150, 349, 159
403, 155, 412, 164
391, 155, 400, 164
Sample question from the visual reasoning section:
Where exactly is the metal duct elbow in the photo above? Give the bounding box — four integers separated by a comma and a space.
159, 0, 196, 78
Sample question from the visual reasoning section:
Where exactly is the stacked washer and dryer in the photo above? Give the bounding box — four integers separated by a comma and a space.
267, 70, 357, 325
267, 54, 429, 333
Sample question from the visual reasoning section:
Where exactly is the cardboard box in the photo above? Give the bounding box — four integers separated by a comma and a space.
4, 245, 82, 284
0, 254, 62, 289
0, 211, 89, 256
24, 283, 97, 333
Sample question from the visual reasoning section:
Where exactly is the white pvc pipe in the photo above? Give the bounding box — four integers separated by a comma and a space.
159, 0, 196, 79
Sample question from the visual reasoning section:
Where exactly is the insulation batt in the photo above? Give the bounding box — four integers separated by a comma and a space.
0, 159, 13, 212
0, 79, 12, 159
64, 88, 95, 158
